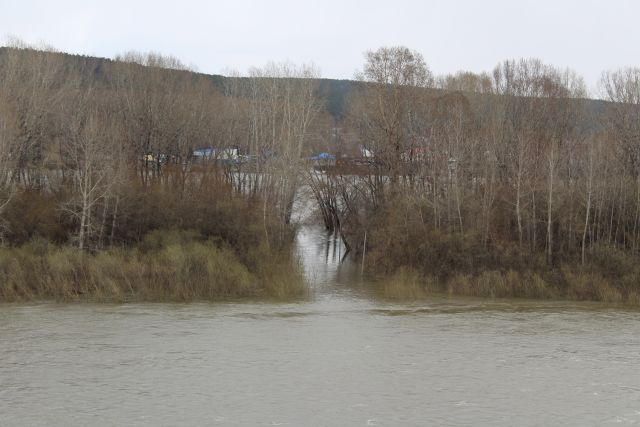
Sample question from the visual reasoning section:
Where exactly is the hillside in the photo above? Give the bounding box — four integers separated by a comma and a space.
0, 47, 361, 120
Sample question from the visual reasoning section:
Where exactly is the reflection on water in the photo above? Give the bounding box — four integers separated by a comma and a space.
295, 225, 364, 295
1, 225, 640, 426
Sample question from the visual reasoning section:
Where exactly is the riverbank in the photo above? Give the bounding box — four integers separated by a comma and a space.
378, 266, 640, 305
5, 222, 640, 305
349, 201, 640, 306
0, 230, 306, 302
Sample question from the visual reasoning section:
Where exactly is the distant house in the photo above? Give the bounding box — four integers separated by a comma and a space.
310, 152, 336, 166
142, 153, 168, 164
192, 147, 214, 159
217, 147, 240, 161
192, 147, 240, 162
310, 152, 336, 161
358, 144, 374, 159
401, 146, 428, 162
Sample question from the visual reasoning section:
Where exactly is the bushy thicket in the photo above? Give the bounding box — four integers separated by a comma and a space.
367, 197, 640, 304
0, 176, 305, 302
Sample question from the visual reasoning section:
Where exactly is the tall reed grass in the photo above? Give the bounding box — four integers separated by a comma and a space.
0, 230, 306, 302
378, 266, 640, 305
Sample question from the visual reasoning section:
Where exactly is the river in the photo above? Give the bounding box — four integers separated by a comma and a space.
1, 225, 640, 426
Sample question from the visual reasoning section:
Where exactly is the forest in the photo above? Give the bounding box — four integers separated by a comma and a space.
1, 41, 640, 303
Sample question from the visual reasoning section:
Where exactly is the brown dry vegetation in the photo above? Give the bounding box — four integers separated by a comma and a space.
0, 44, 320, 301
0, 230, 305, 302
3, 43, 640, 304
371, 196, 640, 304
312, 48, 640, 305
378, 266, 640, 305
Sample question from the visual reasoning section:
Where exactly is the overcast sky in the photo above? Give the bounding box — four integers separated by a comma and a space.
2, 0, 639, 92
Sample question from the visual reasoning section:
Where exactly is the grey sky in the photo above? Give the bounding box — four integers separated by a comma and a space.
2, 0, 639, 92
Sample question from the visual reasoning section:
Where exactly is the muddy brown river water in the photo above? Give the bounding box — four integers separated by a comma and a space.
1, 226, 639, 426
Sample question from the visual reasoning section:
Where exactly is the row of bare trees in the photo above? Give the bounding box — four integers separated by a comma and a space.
2, 41, 640, 272
0, 43, 324, 250
320, 47, 640, 270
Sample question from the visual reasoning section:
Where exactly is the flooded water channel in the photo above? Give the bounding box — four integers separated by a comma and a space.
1, 225, 640, 426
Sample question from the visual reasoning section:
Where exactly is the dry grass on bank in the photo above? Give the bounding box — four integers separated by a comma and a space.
378, 266, 640, 305
0, 230, 307, 302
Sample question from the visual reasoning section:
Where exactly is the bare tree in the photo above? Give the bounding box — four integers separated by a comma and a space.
62, 89, 121, 250
354, 46, 434, 196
